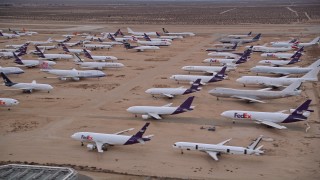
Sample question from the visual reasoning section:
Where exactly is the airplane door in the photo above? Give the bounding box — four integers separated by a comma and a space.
195, 145, 198, 150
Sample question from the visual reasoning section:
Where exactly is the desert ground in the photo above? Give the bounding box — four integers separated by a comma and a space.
1, 1, 320, 180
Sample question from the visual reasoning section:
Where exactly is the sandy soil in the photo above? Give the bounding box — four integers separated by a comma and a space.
0, 22, 320, 180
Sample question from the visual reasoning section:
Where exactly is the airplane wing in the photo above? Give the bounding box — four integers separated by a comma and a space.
231, 95, 266, 103
147, 113, 162, 120
256, 120, 287, 129
95, 141, 104, 153
217, 138, 232, 145
205, 151, 219, 161
257, 88, 272, 91
162, 93, 174, 98
162, 103, 173, 107
206, 71, 217, 75
114, 128, 134, 135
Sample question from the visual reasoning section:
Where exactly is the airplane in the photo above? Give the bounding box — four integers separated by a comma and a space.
207, 52, 241, 59
247, 44, 295, 53
270, 38, 298, 47
127, 96, 195, 119
0, 98, 19, 110
64, 40, 84, 47
74, 54, 124, 70
101, 29, 124, 37
106, 33, 132, 43
251, 59, 320, 75
145, 79, 201, 98
260, 46, 304, 59
9, 28, 38, 35
221, 100, 313, 129
203, 51, 250, 65
0, 31, 20, 38
35, 45, 57, 50
27, 38, 53, 45
1, 72, 53, 93
227, 31, 252, 39
162, 28, 195, 37
208, 81, 302, 103
35, 46, 74, 60
83, 49, 117, 61
206, 43, 238, 52
98, 37, 123, 45
155, 32, 183, 40
0, 66, 24, 75
173, 135, 264, 161
5, 42, 30, 49
236, 68, 319, 88
59, 43, 91, 54
143, 33, 172, 42
132, 36, 171, 46
71, 122, 153, 153
127, 27, 157, 36
0, 48, 27, 58
219, 33, 261, 44
124, 42, 160, 52
53, 36, 71, 43
13, 52, 56, 68
83, 43, 112, 50
296, 36, 320, 48
182, 65, 236, 74
170, 66, 227, 85
41, 65, 106, 81
258, 52, 302, 67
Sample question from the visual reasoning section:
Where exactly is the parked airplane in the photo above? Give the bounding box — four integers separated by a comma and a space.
220, 33, 261, 44
296, 36, 320, 48
155, 32, 183, 40
0, 48, 26, 58
101, 29, 124, 37
13, 52, 56, 68
106, 33, 132, 43
5, 42, 30, 49
143, 33, 172, 42
208, 81, 302, 103
221, 100, 313, 129
170, 66, 227, 85
227, 31, 252, 39
83, 44, 112, 50
59, 43, 91, 54
71, 122, 153, 153
203, 52, 250, 65
207, 52, 241, 59
36, 45, 57, 50
236, 68, 319, 88
247, 44, 295, 53
64, 40, 84, 47
124, 42, 160, 52
83, 49, 117, 61
35, 46, 73, 60
206, 43, 238, 52
270, 38, 298, 47
258, 53, 302, 66
27, 38, 53, 45
1, 72, 53, 93
0, 66, 24, 75
145, 79, 201, 98
251, 59, 320, 75
9, 28, 38, 35
74, 54, 124, 70
182, 65, 236, 74
162, 28, 195, 37
0, 32, 20, 38
0, 98, 19, 110
127, 27, 157, 36
53, 36, 71, 43
260, 47, 304, 59
173, 135, 263, 161
132, 36, 171, 46
41, 66, 106, 81
98, 36, 123, 45
127, 96, 195, 119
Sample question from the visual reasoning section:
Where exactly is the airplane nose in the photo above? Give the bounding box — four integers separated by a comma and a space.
220, 111, 228, 117
71, 134, 76, 139
126, 107, 133, 112
145, 89, 151, 93
14, 100, 19, 105
169, 76, 174, 79
235, 78, 242, 83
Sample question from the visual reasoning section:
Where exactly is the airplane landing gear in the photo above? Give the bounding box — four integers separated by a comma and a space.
181, 150, 184, 154
81, 142, 84, 146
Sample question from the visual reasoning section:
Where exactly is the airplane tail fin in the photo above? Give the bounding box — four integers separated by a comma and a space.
35, 45, 45, 58
292, 99, 313, 115
123, 42, 131, 49
214, 66, 227, 79
232, 43, 238, 50
190, 79, 201, 91
97, 38, 104, 42
172, 96, 195, 115
60, 43, 70, 52
252, 33, 261, 40
290, 46, 304, 58
132, 122, 150, 139
83, 49, 93, 59
289, 38, 297, 43
156, 32, 161, 37
17, 46, 27, 56
144, 33, 151, 41
162, 28, 169, 33
301, 68, 319, 80
108, 33, 116, 41
310, 36, 320, 44
307, 59, 320, 68
13, 52, 24, 65
114, 29, 123, 37
0, 72, 14, 86
0, 32, 3, 36
247, 135, 263, 150
283, 100, 313, 123
248, 31, 252, 36
288, 52, 302, 65
127, 27, 134, 34
74, 54, 84, 63
282, 81, 302, 93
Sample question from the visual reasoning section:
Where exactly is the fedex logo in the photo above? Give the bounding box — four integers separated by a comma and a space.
0, 100, 5, 105
234, 112, 251, 119
210, 59, 218, 63
81, 135, 93, 140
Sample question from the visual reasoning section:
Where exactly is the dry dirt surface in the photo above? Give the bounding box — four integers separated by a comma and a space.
0, 2, 320, 179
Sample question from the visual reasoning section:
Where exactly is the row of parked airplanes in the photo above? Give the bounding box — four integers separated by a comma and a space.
0, 27, 195, 109
1, 29, 319, 161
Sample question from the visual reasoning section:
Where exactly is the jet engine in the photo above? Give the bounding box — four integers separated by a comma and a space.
72, 77, 80, 81
142, 115, 150, 119
87, 143, 96, 151
289, 109, 311, 117
59, 77, 67, 81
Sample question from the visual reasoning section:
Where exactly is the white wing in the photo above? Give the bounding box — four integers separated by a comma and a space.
217, 138, 232, 145
147, 113, 162, 120
95, 141, 104, 153
114, 128, 134, 135
205, 151, 219, 161
231, 95, 266, 103
162, 93, 174, 98
256, 120, 287, 129
162, 103, 173, 107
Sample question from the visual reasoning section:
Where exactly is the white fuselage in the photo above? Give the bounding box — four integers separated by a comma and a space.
170, 75, 215, 84
136, 40, 171, 46
0, 67, 24, 74
251, 66, 313, 75
133, 46, 160, 51
209, 88, 301, 99
163, 32, 195, 37
18, 60, 56, 67
78, 62, 124, 70
42, 69, 105, 80
127, 106, 176, 115
236, 76, 317, 87
0, 98, 19, 107
221, 110, 288, 123
145, 88, 188, 96
5, 44, 26, 49
157, 35, 183, 40
71, 132, 131, 145
261, 52, 296, 59
203, 58, 238, 65
89, 55, 118, 61
28, 41, 51, 45
84, 44, 112, 49
249, 46, 292, 53
258, 59, 294, 66
182, 65, 234, 74
10, 82, 53, 92
207, 52, 240, 59
37, 45, 57, 50
227, 34, 250, 38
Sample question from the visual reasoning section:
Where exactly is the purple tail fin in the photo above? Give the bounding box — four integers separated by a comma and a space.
248, 31, 252, 36
290, 46, 304, 58
288, 53, 302, 64
97, 38, 103, 42
0, 32, 3, 36
114, 29, 123, 37
232, 43, 238, 50
293, 100, 313, 114
172, 96, 195, 115
83, 49, 92, 59
35, 46, 45, 58
13, 52, 24, 65
215, 66, 227, 79
253, 33, 261, 40
283, 100, 313, 123
156, 32, 161, 37
133, 122, 150, 138
108, 33, 116, 41
183, 79, 201, 95
144, 33, 151, 41
61, 43, 69, 52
